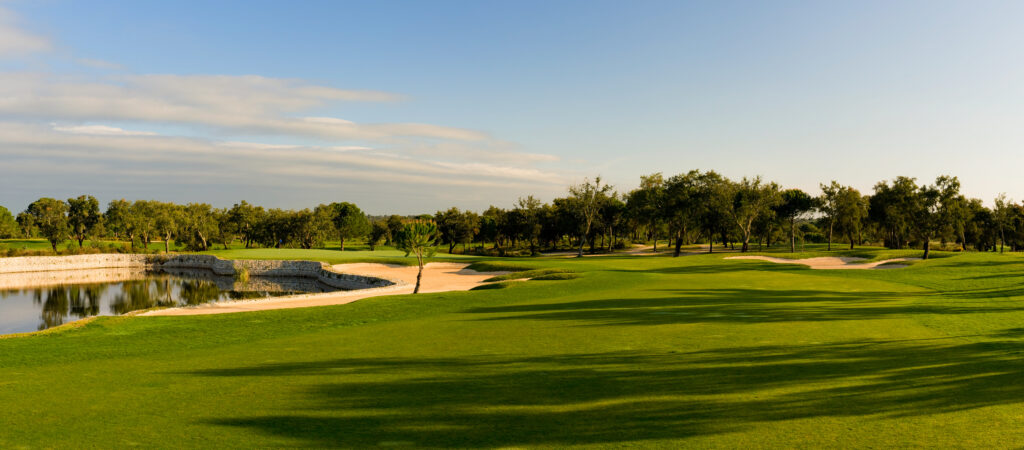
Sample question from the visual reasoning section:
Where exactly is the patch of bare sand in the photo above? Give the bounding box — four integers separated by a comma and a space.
725, 255, 919, 270
143, 262, 509, 316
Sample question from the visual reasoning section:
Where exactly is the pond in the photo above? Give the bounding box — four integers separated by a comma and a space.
0, 268, 343, 335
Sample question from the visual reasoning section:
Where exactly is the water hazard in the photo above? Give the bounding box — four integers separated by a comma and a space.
0, 268, 342, 335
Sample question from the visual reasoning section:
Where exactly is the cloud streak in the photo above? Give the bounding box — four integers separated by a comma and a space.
0, 123, 567, 190
0, 7, 49, 56
0, 73, 489, 141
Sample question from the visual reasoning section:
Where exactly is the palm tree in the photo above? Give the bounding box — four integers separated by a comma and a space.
395, 220, 438, 294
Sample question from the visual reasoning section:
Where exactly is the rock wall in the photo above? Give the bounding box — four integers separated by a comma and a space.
0, 254, 153, 274
0, 254, 397, 291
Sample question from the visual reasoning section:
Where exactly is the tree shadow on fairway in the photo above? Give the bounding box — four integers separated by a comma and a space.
193, 336, 1024, 447
460, 287, 1024, 326
613, 262, 807, 275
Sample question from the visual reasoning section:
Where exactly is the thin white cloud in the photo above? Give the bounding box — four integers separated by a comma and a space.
74, 58, 124, 70
0, 7, 49, 56
0, 72, 486, 141
52, 124, 158, 136
0, 123, 570, 190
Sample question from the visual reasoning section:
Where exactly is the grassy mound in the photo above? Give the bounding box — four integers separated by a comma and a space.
483, 268, 576, 282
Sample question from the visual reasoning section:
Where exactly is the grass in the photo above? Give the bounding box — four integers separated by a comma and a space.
484, 268, 576, 282
3, 249, 1024, 447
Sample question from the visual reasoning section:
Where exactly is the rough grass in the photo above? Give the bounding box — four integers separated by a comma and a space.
3, 250, 1024, 447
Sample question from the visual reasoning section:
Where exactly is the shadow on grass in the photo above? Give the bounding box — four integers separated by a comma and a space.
193, 336, 1024, 447
613, 263, 808, 275
457, 286, 1024, 325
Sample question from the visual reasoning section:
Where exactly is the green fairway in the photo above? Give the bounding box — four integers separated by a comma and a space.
3, 250, 1024, 447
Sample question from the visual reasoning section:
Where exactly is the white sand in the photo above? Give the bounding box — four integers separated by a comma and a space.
725, 255, 919, 270
143, 262, 508, 316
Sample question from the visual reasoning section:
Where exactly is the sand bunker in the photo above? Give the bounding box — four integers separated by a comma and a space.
725, 255, 919, 270
143, 262, 508, 316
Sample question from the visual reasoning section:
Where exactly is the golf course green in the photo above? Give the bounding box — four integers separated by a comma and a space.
2, 248, 1024, 447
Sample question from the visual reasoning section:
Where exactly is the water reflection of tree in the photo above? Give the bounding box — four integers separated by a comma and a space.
34, 286, 70, 330
68, 285, 105, 318
179, 280, 222, 305
14, 273, 316, 332
110, 280, 161, 315
108, 278, 224, 313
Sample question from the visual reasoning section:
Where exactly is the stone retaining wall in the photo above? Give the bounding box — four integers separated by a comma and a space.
0, 254, 397, 291
0, 254, 153, 274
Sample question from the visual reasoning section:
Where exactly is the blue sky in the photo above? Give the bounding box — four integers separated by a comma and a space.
1, 0, 1022, 213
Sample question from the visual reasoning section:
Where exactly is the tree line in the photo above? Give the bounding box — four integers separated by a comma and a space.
1, 171, 1023, 259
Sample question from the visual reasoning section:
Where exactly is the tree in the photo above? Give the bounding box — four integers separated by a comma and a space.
818, 181, 866, 251
692, 171, 732, 254
329, 202, 370, 251
385, 215, 404, 245
292, 208, 333, 249
774, 189, 815, 253
724, 176, 780, 252
131, 200, 158, 249
104, 199, 134, 249
994, 193, 1012, 254
962, 198, 993, 251
627, 173, 666, 252
211, 208, 235, 250
662, 171, 705, 256
255, 208, 292, 248
26, 198, 69, 251
368, 221, 389, 251
512, 196, 543, 255
909, 181, 941, 259
16, 211, 35, 238
934, 176, 969, 251
478, 207, 503, 250
869, 177, 918, 249
0, 206, 17, 239
568, 176, 613, 257
178, 203, 218, 251
435, 207, 469, 254
67, 195, 102, 248
153, 202, 181, 253
228, 201, 261, 248
834, 186, 868, 250
395, 220, 438, 294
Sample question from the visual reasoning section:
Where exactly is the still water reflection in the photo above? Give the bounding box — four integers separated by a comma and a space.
0, 269, 340, 334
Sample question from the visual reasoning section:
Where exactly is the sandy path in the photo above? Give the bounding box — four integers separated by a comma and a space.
143, 262, 508, 316
725, 255, 919, 270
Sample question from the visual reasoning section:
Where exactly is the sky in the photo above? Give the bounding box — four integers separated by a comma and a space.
0, 0, 1022, 214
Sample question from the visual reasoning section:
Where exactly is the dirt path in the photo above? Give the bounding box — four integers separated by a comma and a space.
143, 263, 508, 316
725, 255, 919, 270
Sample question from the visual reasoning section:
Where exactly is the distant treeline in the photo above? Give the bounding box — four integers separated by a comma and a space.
1, 171, 1022, 258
